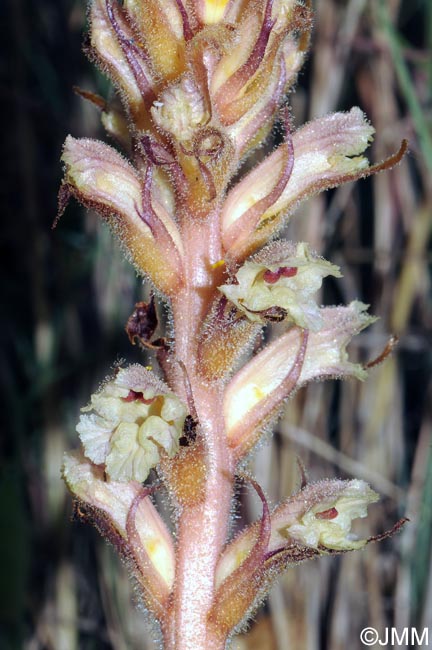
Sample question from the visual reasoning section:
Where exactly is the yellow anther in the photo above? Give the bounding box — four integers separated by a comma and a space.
211, 259, 226, 270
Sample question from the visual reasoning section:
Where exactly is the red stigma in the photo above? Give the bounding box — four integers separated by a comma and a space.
263, 266, 298, 284
315, 507, 339, 520
122, 390, 154, 405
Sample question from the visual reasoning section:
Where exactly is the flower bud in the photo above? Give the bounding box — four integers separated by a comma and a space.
151, 76, 210, 143
76, 365, 188, 482
229, 54, 288, 157
63, 451, 175, 615
197, 0, 232, 24
124, 0, 186, 79
212, 0, 310, 127
224, 302, 376, 456
222, 108, 380, 259
219, 241, 341, 328
60, 136, 184, 295
89, 0, 155, 130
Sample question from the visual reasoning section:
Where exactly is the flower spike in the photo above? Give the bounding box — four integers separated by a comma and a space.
60, 0, 407, 644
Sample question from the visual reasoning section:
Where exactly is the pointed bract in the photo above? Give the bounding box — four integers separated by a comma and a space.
208, 477, 271, 640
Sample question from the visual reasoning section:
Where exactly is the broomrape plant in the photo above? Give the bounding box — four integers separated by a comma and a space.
58, 0, 407, 647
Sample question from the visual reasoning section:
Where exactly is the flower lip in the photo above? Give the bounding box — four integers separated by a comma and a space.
277, 479, 380, 551
219, 241, 341, 329
122, 389, 155, 405
76, 365, 188, 483
315, 506, 338, 520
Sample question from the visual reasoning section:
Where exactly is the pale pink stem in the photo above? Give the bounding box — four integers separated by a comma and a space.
163, 213, 235, 649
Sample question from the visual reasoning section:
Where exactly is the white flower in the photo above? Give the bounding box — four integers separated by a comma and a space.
280, 479, 379, 551
219, 242, 341, 328
76, 365, 187, 482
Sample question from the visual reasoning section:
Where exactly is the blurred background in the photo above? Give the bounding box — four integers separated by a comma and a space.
1, 0, 431, 648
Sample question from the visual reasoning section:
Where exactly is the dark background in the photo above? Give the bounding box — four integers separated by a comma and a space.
1, 0, 431, 648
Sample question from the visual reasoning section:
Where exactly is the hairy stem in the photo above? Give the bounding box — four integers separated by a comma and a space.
163, 401, 233, 649
164, 213, 234, 649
